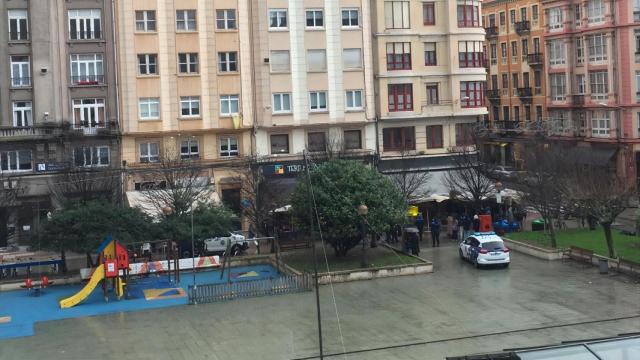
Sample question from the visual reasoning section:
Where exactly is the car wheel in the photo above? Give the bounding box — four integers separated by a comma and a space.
474, 258, 480, 268
230, 245, 241, 256
459, 249, 465, 260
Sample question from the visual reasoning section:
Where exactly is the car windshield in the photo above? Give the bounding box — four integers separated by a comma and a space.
481, 241, 504, 250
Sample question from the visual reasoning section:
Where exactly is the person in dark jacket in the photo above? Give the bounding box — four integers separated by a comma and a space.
415, 213, 425, 242
472, 214, 480, 232
430, 217, 441, 247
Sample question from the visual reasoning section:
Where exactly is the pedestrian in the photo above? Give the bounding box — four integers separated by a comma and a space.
460, 213, 470, 241
452, 217, 459, 240
431, 217, 441, 247
415, 213, 425, 242
472, 214, 480, 233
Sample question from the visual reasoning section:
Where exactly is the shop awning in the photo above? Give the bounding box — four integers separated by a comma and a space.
126, 189, 220, 220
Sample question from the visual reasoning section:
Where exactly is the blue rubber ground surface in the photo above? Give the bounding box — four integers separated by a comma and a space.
0, 264, 279, 340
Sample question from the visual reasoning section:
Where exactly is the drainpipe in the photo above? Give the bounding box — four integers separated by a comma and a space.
248, 0, 257, 157
111, 0, 124, 207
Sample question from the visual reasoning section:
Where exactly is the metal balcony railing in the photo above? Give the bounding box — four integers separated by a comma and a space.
518, 87, 533, 101
9, 31, 29, 41
485, 26, 498, 38
527, 53, 544, 66
69, 30, 102, 40
515, 20, 530, 35
10, 77, 31, 87
70, 75, 105, 85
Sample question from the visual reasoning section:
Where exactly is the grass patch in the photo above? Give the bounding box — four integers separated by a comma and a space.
282, 243, 424, 273
507, 228, 640, 262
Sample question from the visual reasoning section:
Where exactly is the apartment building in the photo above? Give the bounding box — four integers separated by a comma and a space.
116, 0, 254, 213
542, 0, 640, 186
0, 0, 119, 246
372, 0, 487, 193
483, 0, 546, 167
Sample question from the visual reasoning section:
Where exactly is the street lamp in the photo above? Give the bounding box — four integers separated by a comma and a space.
162, 206, 175, 284
358, 204, 369, 268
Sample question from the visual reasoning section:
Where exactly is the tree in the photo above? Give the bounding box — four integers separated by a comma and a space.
48, 168, 121, 206
0, 176, 24, 247
387, 150, 432, 203
290, 159, 406, 256
237, 156, 280, 237
444, 149, 494, 211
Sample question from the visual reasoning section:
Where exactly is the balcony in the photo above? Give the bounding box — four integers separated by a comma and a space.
527, 53, 544, 66
0, 124, 66, 142
70, 75, 105, 86
9, 31, 29, 41
572, 95, 585, 106
69, 31, 103, 41
73, 121, 119, 136
487, 89, 501, 103
493, 120, 524, 136
515, 20, 530, 35
518, 87, 533, 102
10, 77, 31, 88
485, 26, 498, 38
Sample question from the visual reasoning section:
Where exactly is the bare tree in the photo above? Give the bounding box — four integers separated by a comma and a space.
0, 176, 24, 247
236, 156, 280, 237
48, 168, 121, 206
388, 149, 432, 203
444, 149, 494, 211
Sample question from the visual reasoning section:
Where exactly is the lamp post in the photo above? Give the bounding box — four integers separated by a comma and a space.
162, 206, 174, 283
358, 204, 369, 268
191, 204, 196, 292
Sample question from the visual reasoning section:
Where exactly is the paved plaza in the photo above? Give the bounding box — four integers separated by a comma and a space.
1, 242, 639, 360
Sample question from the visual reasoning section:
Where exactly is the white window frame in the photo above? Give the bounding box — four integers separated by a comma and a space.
138, 54, 157, 75
219, 136, 239, 158
309, 91, 328, 112
70, 53, 104, 84
589, 71, 609, 100
587, 0, 605, 24
218, 52, 238, 72
269, 9, 288, 30
0, 150, 32, 173
550, 74, 566, 101
548, 7, 563, 30
178, 53, 199, 74
216, 9, 236, 30
12, 101, 32, 127
549, 40, 565, 65
342, 8, 360, 28
576, 74, 586, 94
306, 9, 324, 29
68, 9, 102, 40
587, 34, 607, 63
74, 146, 110, 167
139, 142, 160, 163
384, 1, 410, 29
220, 95, 239, 116
139, 98, 160, 120
345, 90, 363, 110
591, 110, 610, 137
176, 10, 197, 31
272, 93, 292, 114
10, 55, 30, 87
180, 138, 199, 159
576, 37, 584, 65
135, 10, 156, 32
8, 10, 28, 41
180, 96, 200, 118
72, 98, 105, 128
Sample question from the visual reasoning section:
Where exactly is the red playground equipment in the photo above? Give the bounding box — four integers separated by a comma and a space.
21, 275, 53, 297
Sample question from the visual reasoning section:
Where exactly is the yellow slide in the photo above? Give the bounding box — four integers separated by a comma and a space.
59, 264, 105, 309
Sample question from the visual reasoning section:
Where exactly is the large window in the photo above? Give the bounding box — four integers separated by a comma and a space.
74, 146, 109, 167
383, 127, 415, 151
68, 9, 101, 40
587, 0, 605, 23
180, 96, 200, 117
549, 40, 565, 65
424, 42, 437, 66
426, 84, 439, 105
269, 9, 288, 29
138, 54, 158, 75
178, 53, 198, 74
344, 130, 362, 149
345, 90, 363, 110
426, 125, 443, 149
591, 110, 610, 136
270, 134, 289, 154
216, 9, 236, 30
220, 95, 239, 116
550, 74, 567, 101
548, 7, 563, 30
460, 81, 485, 108
176, 10, 197, 31
388, 84, 413, 112
423, 2, 435, 25
139, 98, 160, 120
10, 55, 30, 87
139, 142, 160, 163
501, 42, 507, 64
386, 42, 411, 70
180, 138, 199, 159
342, 9, 359, 27
384, 1, 410, 29
218, 52, 238, 72
135, 10, 156, 32
270, 51, 290, 72
309, 91, 328, 112
587, 34, 607, 63
272, 93, 292, 113
576, 74, 586, 94
219, 137, 239, 157
0, 150, 32, 172
589, 71, 609, 100
70, 54, 104, 85
307, 132, 327, 152
73, 98, 105, 128
457, 0, 480, 27
455, 123, 474, 146
458, 41, 483, 68
307, 50, 327, 71
511, 41, 518, 63
343, 48, 362, 69
576, 37, 585, 64
306, 10, 324, 28
8, 10, 28, 41
12, 101, 32, 127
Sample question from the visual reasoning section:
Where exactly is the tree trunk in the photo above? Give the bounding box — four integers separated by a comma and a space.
60, 249, 68, 274
602, 222, 616, 258
547, 218, 557, 248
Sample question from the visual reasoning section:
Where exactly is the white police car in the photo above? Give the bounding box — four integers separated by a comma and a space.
459, 232, 510, 268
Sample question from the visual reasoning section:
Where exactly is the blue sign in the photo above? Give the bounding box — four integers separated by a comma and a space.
36, 163, 69, 172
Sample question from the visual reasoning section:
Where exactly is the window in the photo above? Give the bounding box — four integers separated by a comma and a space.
576, 38, 585, 64
423, 3, 435, 25
536, 105, 543, 121
426, 84, 439, 105
521, 39, 529, 57
637, 72, 640, 102
510, 9, 516, 24
426, 125, 443, 149
388, 84, 413, 112
178, 53, 198, 74
532, 5, 539, 21
10, 55, 30, 87
386, 42, 411, 70
511, 41, 518, 63
136, 10, 156, 31
460, 81, 485, 108
488, 14, 496, 27
180, 138, 199, 159
458, 41, 483, 67
533, 37, 541, 53
576, 74, 586, 94
534, 70, 542, 94
0, 150, 32, 172
587, 34, 607, 63
12, 101, 32, 127
343, 48, 362, 69
180, 96, 200, 117
73, 99, 105, 128
270, 51, 290, 72
306, 10, 324, 28
344, 130, 362, 149
589, 71, 609, 100
138, 54, 157, 75
220, 95, 239, 116
502, 73, 509, 89
176, 10, 196, 31
503, 106, 510, 122
525, 105, 531, 121
307, 132, 327, 152
307, 50, 327, 71
346, 90, 363, 110
513, 106, 520, 121
500, 42, 507, 64
575, 4, 582, 27
218, 52, 238, 72
457, 0, 480, 27
549, 7, 563, 30
587, 0, 605, 23
384, 1, 410, 29
424, 43, 437, 66
74, 146, 109, 167
139, 98, 160, 120
70, 54, 103, 84
8, 10, 28, 41
490, 44, 497, 61
219, 137, 239, 157
269, 9, 288, 29
216, 9, 236, 30
549, 40, 565, 65
273, 93, 292, 113
635, 0, 640, 21
636, 30, 640, 63
550, 74, 567, 101
521, 7, 527, 21
491, 75, 498, 89
309, 92, 328, 112
342, 9, 359, 27
591, 110, 610, 136
383, 127, 415, 151
139, 142, 160, 163
499, 12, 506, 26
512, 73, 519, 90
68, 9, 101, 40
270, 134, 289, 154
455, 123, 474, 146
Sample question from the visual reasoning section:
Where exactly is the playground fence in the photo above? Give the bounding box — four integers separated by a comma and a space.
188, 273, 312, 304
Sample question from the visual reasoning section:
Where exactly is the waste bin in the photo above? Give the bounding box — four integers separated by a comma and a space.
599, 258, 609, 274
531, 219, 545, 231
